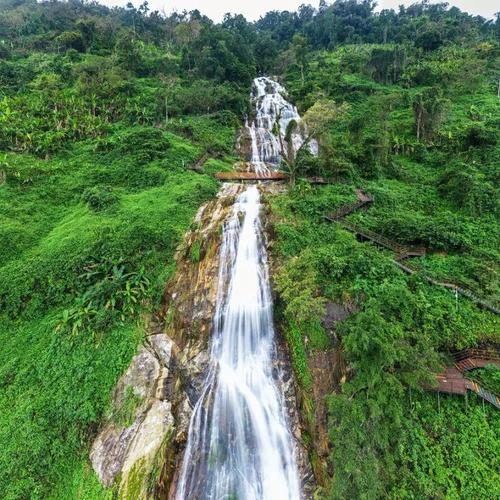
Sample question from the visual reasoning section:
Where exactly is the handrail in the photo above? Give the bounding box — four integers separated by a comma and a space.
465, 380, 500, 409
395, 262, 500, 315
324, 193, 499, 316
325, 200, 366, 220
453, 348, 500, 362
325, 190, 373, 220
340, 220, 408, 254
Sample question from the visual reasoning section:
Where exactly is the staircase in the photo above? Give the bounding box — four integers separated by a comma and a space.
324, 192, 499, 316
465, 381, 500, 409
190, 153, 209, 172
431, 347, 500, 409
453, 348, 500, 372
325, 189, 374, 220
393, 262, 500, 315
339, 219, 426, 260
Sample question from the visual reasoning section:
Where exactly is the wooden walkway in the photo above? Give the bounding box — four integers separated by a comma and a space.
454, 348, 500, 371
325, 189, 374, 220
324, 192, 499, 315
189, 153, 209, 172
432, 348, 500, 408
325, 190, 426, 260
339, 220, 426, 260
393, 261, 500, 315
326, 192, 500, 406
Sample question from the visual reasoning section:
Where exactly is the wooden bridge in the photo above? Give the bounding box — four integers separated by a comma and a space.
214, 172, 332, 183
432, 347, 500, 409
214, 172, 289, 181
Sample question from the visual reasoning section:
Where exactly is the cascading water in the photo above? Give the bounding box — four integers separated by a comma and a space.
175, 185, 301, 500
246, 76, 318, 173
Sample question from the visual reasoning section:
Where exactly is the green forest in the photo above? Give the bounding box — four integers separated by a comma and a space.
0, 0, 498, 498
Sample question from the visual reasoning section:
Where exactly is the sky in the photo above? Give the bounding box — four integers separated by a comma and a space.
100, 0, 498, 21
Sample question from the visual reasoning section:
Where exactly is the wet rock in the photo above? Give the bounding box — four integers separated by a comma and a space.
119, 400, 175, 499
164, 185, 243, 351
90, 422, 142, 488
90, 347, 161, 488
274, 328, 316, 499
235, 127, 252, 161
115, 347, 160, 402
90, 186, 244, 496
321, 301, 351, 330
147, 334, 173, 368
174, 395, 193, 444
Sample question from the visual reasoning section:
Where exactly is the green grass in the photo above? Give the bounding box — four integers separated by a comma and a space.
0, 121, 224, 498
202, 156, 237, 175
47, 459, 113, 500
0, 314, 141, 498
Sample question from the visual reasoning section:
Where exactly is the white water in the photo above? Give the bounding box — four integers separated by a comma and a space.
176, 185, 300, 500
246, 76, 318, 172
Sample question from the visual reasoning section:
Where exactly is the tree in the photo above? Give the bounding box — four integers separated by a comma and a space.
281, 99, 349, 183
174, 19, 201, 70
302, 99, 350, 145
114, 30, 142, 73
412, 87, 449, 142
292, 34, 308, 84
55, 31, 84, 52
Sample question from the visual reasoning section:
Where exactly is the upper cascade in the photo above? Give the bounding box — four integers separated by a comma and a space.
245, 76, 317, 173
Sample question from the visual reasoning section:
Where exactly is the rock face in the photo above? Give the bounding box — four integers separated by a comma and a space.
90, 187, 242, 499
303, 301, 355, 484
90, 346, 164, 488
90, 183, 314, 499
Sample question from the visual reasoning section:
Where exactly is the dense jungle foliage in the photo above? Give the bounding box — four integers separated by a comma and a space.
0, 0, 498, 498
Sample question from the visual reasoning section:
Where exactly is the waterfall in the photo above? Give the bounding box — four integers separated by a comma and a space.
246, 76, 318, 173
175, 185, 301, 500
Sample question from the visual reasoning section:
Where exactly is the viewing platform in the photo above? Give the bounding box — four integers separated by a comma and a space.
430, 347, 500, 408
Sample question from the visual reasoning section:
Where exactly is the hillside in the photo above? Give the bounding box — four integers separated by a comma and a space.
0, 1, 498, 498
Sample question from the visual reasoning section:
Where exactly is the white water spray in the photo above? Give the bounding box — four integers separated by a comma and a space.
246, 76, 317, 172
176, 185, 300, 500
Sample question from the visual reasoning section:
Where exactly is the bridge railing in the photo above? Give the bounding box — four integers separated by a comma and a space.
453, 348, 500, 362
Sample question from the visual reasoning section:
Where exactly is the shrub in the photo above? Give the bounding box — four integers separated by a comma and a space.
82, 185, 119, 211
